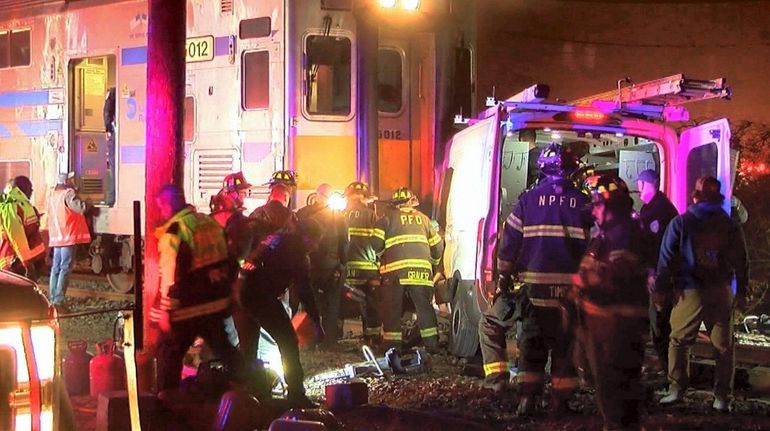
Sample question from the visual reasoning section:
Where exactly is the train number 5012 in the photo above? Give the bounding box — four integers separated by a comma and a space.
185, 36, 215, 63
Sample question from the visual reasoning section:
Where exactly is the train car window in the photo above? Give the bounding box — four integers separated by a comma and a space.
10, 29, 30, 67
184, 96, 195, 142
0, 31, 8, 68
239, 17, 271, 39
378, 48, 402, 114
242, 51, 269, 109
305, 35, 351, 116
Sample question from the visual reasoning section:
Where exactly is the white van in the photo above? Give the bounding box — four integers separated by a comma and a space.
434, 76, 733, 357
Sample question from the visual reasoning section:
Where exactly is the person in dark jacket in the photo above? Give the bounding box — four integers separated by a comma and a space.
656, 176, 749, 412
296, 183, 348, 348
479, 142, 591, 416
239, 172, 324, 407
575, 175, 651, 431
636, 169, 679, 374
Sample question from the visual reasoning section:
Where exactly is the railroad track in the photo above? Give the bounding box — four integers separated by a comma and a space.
38, 272, 135, 302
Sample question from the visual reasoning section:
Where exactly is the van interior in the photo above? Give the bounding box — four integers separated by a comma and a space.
500, 128, 661, 220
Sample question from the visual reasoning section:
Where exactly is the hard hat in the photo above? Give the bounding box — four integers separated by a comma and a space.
537, 142, 580, 177
222, 172, 252, 192
391, 187, 419, 207
586, 174, 633, 213
267, 170, 297, 188
209, 189, 239, 214
345, 181, 370, 197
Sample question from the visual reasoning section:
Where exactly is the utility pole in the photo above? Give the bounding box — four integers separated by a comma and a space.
144, 0, 186, 346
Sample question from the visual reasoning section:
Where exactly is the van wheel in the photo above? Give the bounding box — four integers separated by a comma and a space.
449, 282, 479, 358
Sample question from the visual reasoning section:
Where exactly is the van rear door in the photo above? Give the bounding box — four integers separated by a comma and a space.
441, 109, 502, 291
673, 118, 732, 214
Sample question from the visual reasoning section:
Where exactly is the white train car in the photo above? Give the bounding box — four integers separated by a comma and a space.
0, 0, 473, 290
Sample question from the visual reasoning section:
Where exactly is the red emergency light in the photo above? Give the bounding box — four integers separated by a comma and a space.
572, 109, 607, 122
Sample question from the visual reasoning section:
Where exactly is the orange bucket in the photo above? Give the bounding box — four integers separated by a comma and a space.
291, 312, 316, 348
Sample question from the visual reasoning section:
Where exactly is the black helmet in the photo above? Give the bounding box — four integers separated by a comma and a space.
268, 170, 297, 189
209, 189, 239, 215
222, 172, 252, 193
10, 175, 33, 198
586, 174, 633, 214
345, 181, 370, 197
392, 187, 419, 207
537, 142, 580, 177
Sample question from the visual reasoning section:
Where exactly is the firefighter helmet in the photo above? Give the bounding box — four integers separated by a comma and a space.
268, 170, 298, 189
392, 187, 419, 207
537, 142, 580, 177
586, 174, 633, 213
223, 172, 252, 192
345, 181, 370, 197
209, 189, 239, 215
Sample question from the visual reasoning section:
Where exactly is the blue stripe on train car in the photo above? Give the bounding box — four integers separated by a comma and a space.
17, 120, 63, 137
214, 36, 230, 56
122, 38, 228, 66
122, 46, 148, 66
0, 90, 50, 108
121, 145, 145, 164
0, 123, 11, 138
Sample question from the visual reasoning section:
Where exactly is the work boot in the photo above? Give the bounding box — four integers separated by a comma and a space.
712, 395, 731, 413
516, 395, 537, 417
659, 387, 683, 405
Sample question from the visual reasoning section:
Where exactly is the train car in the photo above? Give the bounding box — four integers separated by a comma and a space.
0, 0, 474, 291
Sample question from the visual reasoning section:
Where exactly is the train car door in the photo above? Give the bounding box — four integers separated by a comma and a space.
238, 12, 284, 212
68, 55, 116, 206
672, 118, 732, 214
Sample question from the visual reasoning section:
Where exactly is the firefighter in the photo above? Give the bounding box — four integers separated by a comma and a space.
222, 171, 252, 214
249, 170, 298, 237
343, 181, 382, 344
150, 185, 244, 392
209, 189, 254, 349
238, 181, 324, 408
479, 142, 590, 416
0, 175, 45, 280
47, 172, 91, 311
297, 183, 348, 348
636, 169, 678, 375
575, 175, 651, 431
372, 187, 443, 352
656, 176, 749, 412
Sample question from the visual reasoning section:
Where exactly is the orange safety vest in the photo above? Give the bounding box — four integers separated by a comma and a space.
47, 188, 91, 247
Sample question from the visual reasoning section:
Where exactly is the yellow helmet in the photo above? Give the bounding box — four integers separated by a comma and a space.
391, 187, 418, 207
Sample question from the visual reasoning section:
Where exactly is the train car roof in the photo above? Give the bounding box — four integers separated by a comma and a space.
0, 270, 50, 322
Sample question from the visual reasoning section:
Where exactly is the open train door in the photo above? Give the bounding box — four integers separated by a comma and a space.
673, 118, 732, 214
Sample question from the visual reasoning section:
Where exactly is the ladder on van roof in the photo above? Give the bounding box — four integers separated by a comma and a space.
571, 74, 731, 108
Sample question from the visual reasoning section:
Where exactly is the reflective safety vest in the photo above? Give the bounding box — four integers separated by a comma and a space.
372, 206, 443, 287
47, 188, 91, 247
0, 187, 45, 269
154, 208, 231, 322
344, 201, 379, 284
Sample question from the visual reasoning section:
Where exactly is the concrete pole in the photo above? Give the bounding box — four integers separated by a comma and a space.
144, 0, 186, 346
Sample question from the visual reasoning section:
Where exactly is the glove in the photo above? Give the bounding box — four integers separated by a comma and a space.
494, 273, 514, 302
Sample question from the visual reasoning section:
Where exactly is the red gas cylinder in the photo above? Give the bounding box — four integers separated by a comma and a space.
63, 339, 92, 396
89, 339, 126, 396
